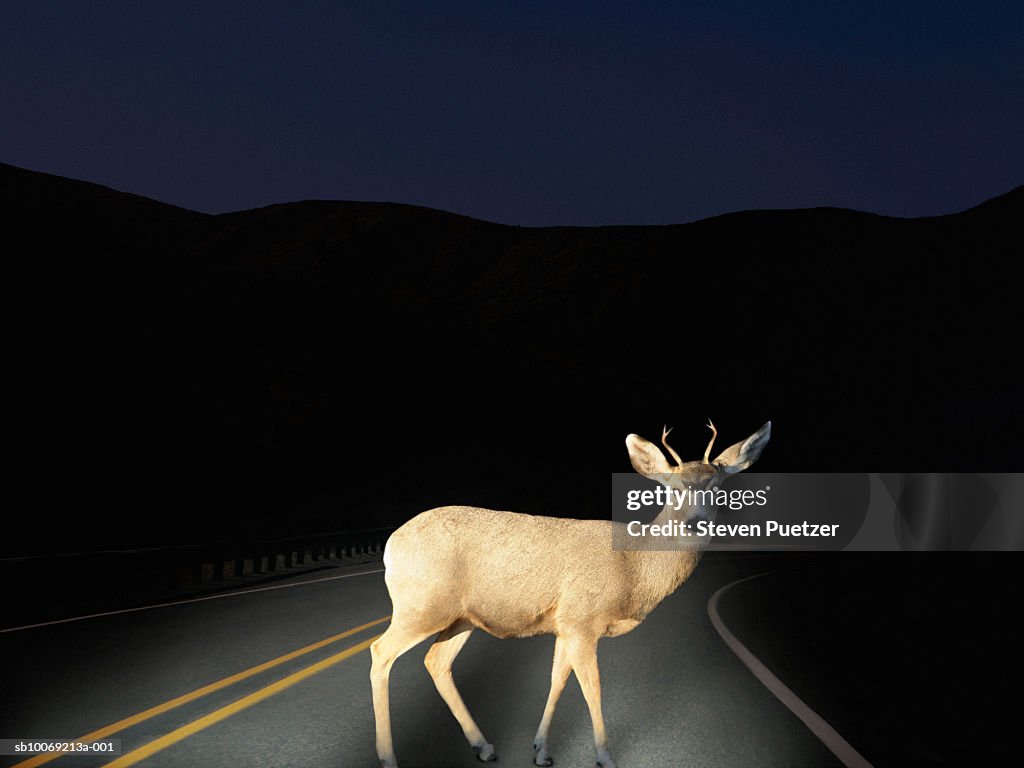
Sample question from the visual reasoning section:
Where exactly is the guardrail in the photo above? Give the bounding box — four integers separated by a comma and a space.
180, 527, 396, 585
0, 526, 397, 599
0, 527, 398, 630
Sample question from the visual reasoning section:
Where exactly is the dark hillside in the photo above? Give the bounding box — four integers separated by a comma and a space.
3, 162, 1020, 553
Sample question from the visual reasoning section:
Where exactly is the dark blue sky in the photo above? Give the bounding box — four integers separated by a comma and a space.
3, 1, 1021, 225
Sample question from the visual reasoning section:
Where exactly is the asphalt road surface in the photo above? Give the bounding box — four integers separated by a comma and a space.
1, 554, 868, 768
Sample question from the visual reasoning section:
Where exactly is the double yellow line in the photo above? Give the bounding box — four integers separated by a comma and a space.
14, 616, 390, 768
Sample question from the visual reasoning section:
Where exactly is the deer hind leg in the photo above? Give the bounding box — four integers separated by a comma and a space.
565, 635, 616, 768
370, 618, 437, 768
533, 635, 571, 766
424, 619, 496, 762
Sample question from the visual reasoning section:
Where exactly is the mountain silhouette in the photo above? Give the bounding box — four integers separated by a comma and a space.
3, 161, 1020, 552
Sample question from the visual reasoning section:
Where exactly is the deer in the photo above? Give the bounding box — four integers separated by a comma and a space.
370, 420, 771, 768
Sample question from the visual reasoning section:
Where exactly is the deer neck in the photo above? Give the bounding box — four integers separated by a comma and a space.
629, 496, 716, 614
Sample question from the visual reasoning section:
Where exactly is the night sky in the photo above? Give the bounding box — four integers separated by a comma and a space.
3, 1, 1021, 225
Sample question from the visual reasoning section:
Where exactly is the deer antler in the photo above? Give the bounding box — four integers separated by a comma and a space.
702, 419, 718, 464
661, 425, 684, 467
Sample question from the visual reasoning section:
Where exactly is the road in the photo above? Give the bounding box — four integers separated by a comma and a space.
0, 554, 863, 768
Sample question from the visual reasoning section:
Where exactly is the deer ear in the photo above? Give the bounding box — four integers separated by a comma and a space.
626, 434, 673, 481
713, 421, 771, 474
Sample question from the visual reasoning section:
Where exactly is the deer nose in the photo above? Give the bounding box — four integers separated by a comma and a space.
688, 506, 712, 524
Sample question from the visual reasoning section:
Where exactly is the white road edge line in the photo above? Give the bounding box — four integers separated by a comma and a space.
708, 572, 874, 768
1, 568, 385, 634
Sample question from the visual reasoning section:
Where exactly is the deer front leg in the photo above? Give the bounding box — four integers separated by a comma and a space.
565, 636, 616, 768
533, 635, 571, 766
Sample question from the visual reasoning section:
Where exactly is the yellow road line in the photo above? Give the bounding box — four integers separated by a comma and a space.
12, 617, 390, 768
103, 635, 381, 767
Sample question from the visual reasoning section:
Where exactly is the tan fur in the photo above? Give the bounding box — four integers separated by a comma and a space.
370, 421, 770, 768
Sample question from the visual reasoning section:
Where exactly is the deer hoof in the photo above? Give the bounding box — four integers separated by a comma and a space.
533, 739, 553, 766
474, 743, 497, 762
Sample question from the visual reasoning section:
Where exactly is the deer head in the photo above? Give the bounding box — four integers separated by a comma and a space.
625, 420, 771, 491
